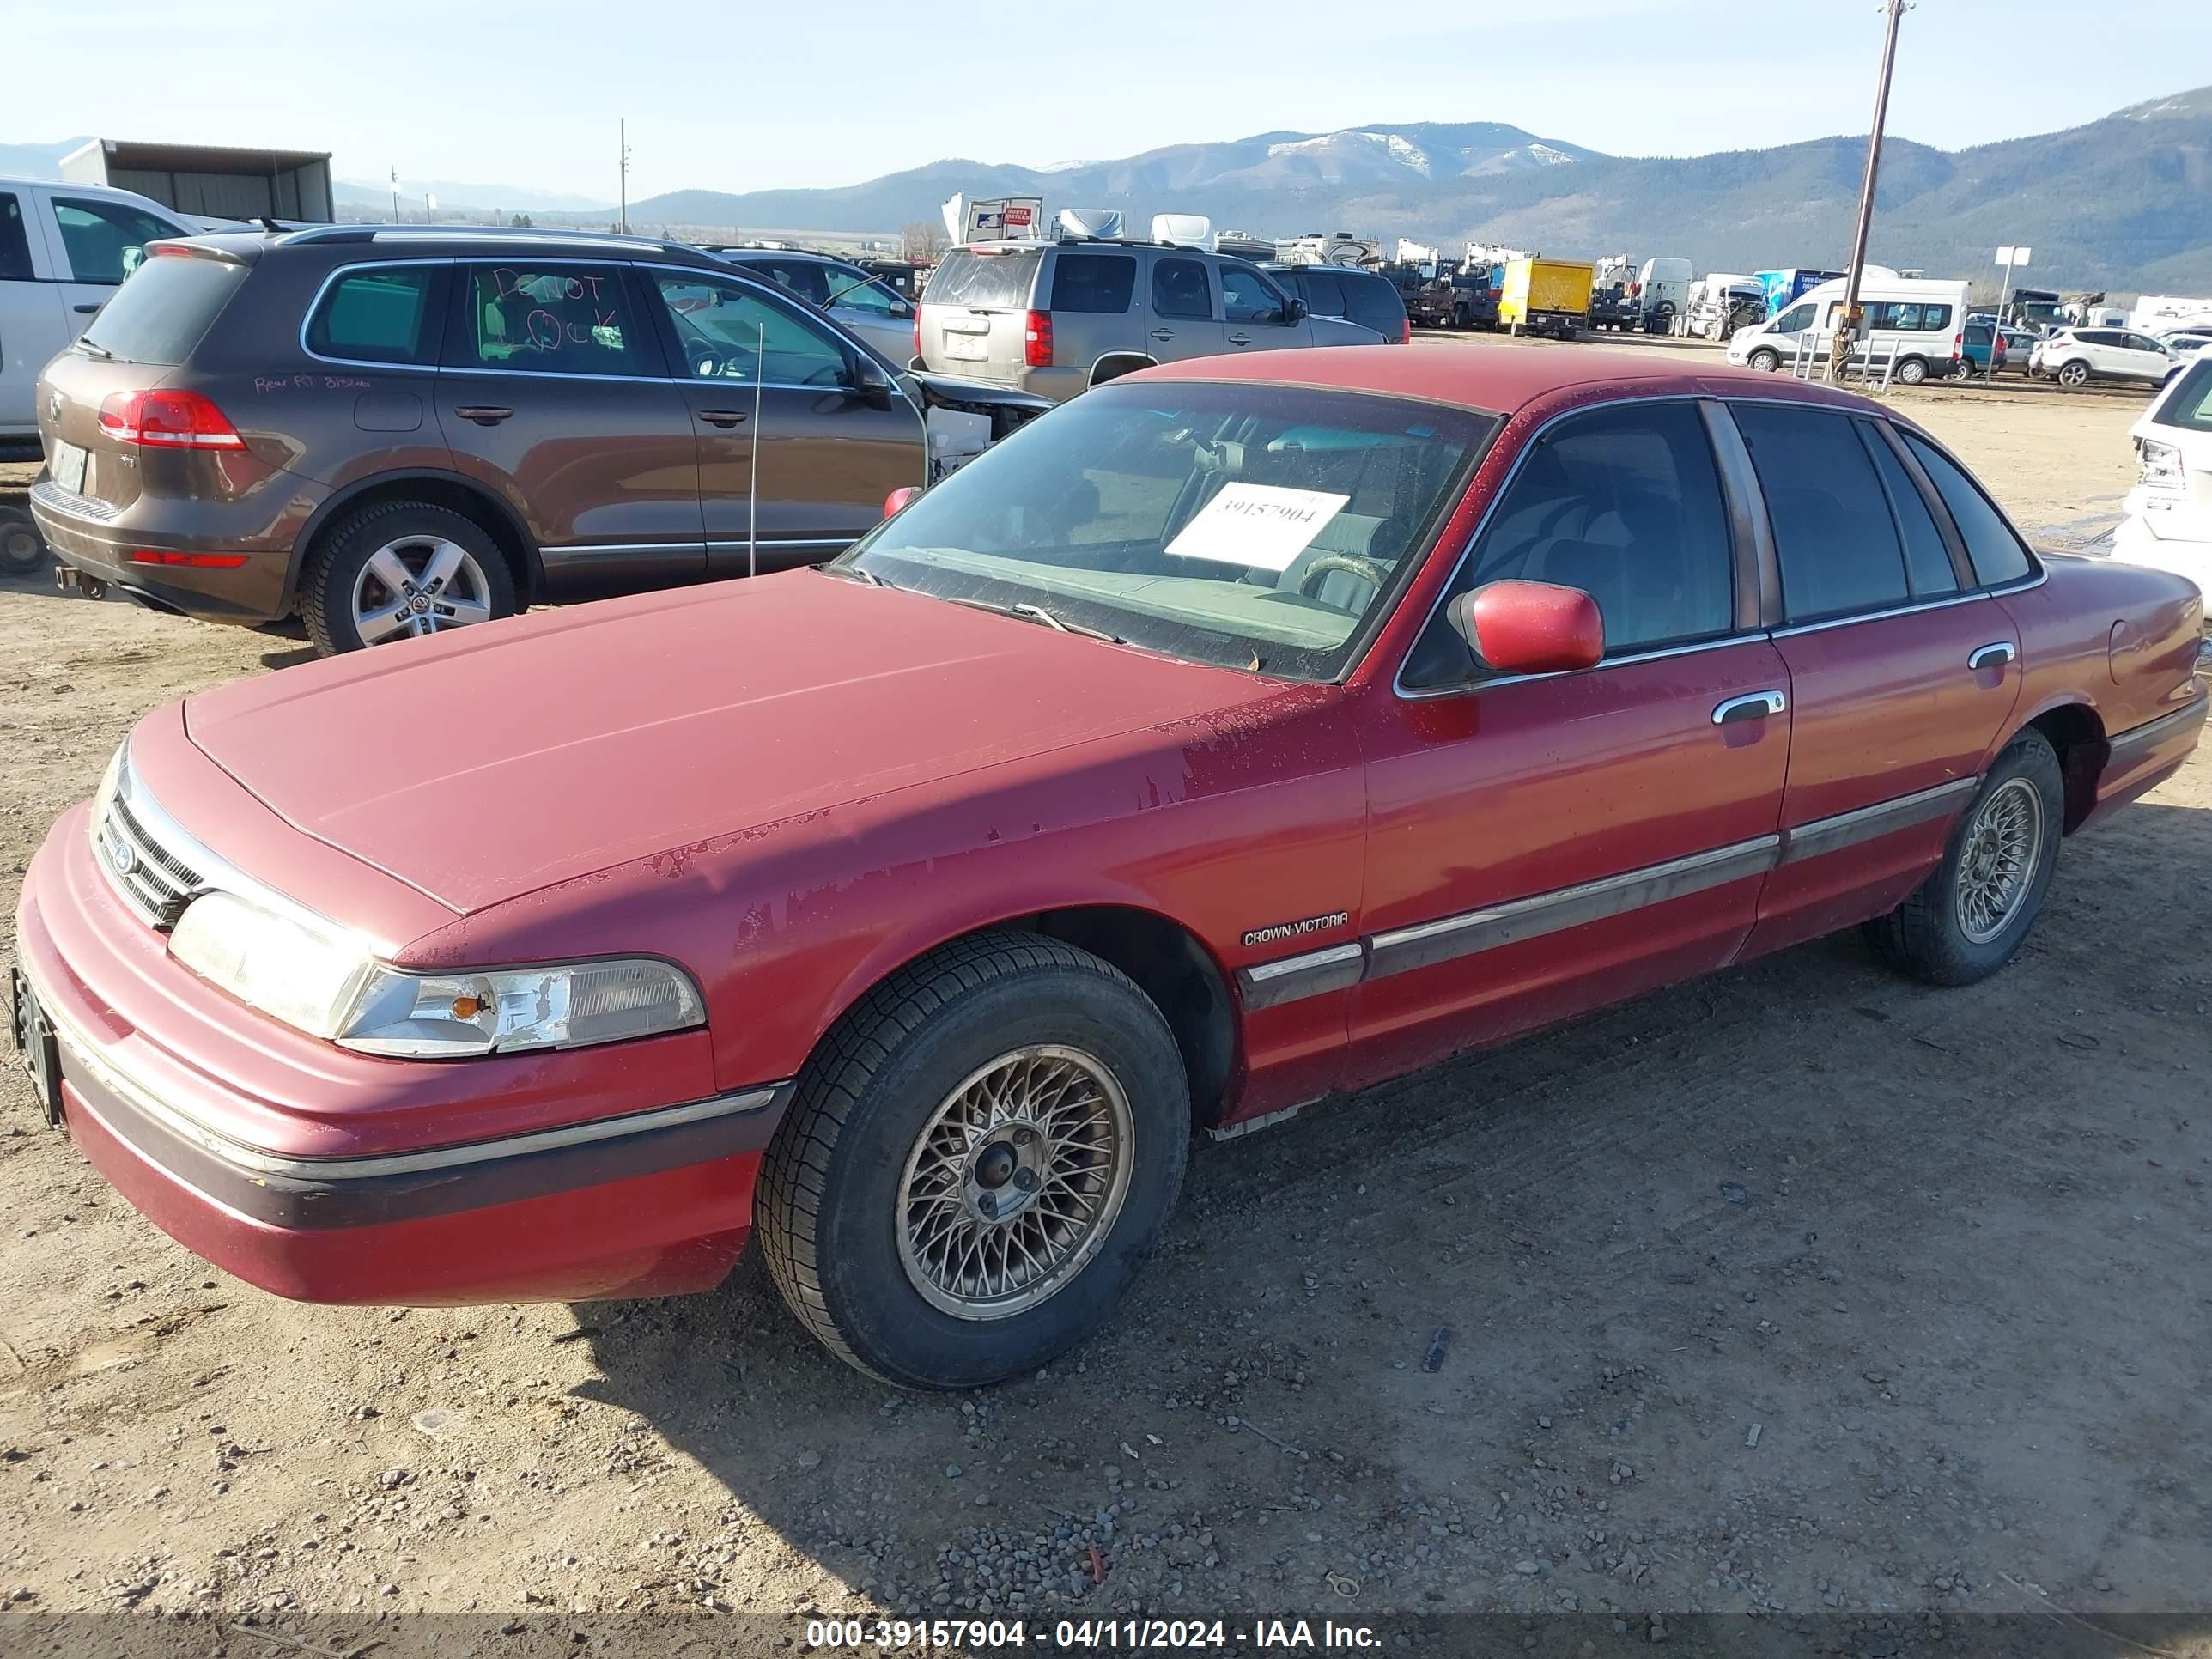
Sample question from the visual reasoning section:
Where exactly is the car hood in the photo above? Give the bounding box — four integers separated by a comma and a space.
183, 573, 1283, 916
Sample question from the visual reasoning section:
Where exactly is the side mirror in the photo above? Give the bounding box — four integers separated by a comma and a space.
884, 485, 921, 519
1449, 580, 1602, 676
1285, 296, 1309, 325
851, 354, 896, 410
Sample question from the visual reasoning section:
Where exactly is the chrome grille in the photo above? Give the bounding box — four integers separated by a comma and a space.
94, 777, 204, 931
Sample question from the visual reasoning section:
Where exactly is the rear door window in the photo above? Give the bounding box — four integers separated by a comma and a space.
923, 248, 1042, 310
48, 196, 183, 284
0, 192, 33, 281
453, 262, 649, 377
1344, 276, 1406, 337
1150, 258, 1212, 320
1049, 253, 1136, 315
307, 265, 448, 366
1902, 433, 2035, 587
77, 250, 250, 365
1856, 422, 1958, 598
1732, 402, 1912, 623
1299, 270, 1347, 316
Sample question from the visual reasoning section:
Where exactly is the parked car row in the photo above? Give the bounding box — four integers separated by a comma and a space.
13, 341, 2204, 1387
28, 226, 1050, 653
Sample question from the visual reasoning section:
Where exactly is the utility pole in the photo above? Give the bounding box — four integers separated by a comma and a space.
1834, 0, 1910, 379
388, 164, 399, 224
619, 120, 630, 236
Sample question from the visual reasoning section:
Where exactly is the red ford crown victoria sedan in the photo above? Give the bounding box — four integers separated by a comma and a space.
13, 346, 2206, 1389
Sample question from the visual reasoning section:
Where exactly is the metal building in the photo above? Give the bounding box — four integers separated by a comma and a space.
59, 138, 334, 223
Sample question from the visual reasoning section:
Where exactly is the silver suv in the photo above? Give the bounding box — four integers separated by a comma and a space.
917, 240, 1385, 401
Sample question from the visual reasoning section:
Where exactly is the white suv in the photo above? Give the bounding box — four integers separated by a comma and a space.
2114, 354, 2212, 665
2031, 326, 2180, 390
1, 178, 191, 439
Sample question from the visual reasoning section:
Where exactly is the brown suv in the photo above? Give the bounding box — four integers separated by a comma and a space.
31, 227, 1046, 653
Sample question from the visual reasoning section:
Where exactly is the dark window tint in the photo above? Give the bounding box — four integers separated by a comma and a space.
1856, 422, 1957, 599
1299, 270, 1347, 316
922, 247, 1042, 309
1219, 264, 1285, 324
1050, 253, 1135, 314
1903, 433, 2034, 586
2078, 330, 2122, 348
2151, 358, 2212, 433
77, 252, 250, 365
1734, 402, 1911, 622
49, 196, 180, 284
457, 264, 645, 377
1151, 258, 1211, 319
0, 192, 32, 282
757, 259, 830, 306
1342, 272, 1407, 337
1867, 301, 1953, 332
306, 266, 445, 365
1403, 401, 1735, 687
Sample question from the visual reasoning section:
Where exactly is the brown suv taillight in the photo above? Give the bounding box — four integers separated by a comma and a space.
98, 389, 246, 451
1023, 309, 1053, 369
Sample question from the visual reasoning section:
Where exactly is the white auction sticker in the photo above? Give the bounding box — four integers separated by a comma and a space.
1164, 483, 1351, 572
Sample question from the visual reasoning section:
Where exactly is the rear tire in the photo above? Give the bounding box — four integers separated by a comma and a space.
754, 933, 1190, 1389
1895, 356, 1929, 386
1863, 730, 2063, 987
2057, 360, 2090, 388
300, 501, 515, 656
0, 505, 47, 576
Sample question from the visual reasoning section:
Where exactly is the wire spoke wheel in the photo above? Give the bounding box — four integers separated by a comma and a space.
351, 535, 495, 644
1955, 777, 2042, 945
896, 1044, 1135, 1321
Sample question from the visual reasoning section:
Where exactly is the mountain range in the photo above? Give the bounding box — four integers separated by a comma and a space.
607, 88, 2212, 294
7, 86, 2209, 292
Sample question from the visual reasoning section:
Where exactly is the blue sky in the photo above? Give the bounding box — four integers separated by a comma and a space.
10, 0, 2209, 202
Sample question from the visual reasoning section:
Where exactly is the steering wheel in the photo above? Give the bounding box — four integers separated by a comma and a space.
1295, 553, 1389, 606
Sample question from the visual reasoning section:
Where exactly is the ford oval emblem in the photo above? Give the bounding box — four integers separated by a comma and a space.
107, 836, 137, 878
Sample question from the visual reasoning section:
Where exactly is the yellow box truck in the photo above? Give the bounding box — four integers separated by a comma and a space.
1499, 258, 1595, 338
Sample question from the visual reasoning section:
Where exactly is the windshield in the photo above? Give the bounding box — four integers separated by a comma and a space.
836, 381, 1496, 681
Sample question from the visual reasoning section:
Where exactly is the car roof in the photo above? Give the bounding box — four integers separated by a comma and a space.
712, 248, 866, 271
140, 223, 733, 268
1135, 342, 1878, 416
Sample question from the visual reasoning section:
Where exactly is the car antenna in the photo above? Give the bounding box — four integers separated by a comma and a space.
750, 322, 765, 580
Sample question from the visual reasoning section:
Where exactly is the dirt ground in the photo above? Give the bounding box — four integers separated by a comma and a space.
3, 351, 2207, 1651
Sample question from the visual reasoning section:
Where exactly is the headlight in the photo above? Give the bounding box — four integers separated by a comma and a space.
336, 958, 703, 1058
169, 891, 702, 1058
2141, 440, 2185, 491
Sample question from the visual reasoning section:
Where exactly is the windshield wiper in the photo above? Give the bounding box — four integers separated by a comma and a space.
941, 593, 1125, 644
74, 338, 115, 361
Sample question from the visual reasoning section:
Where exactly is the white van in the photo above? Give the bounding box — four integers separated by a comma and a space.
1726, 273, 1968, 385
1, 178, 191, 439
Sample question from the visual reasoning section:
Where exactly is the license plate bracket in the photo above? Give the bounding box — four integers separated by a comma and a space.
51, 441, 88, 496
9, 967, 64, 1129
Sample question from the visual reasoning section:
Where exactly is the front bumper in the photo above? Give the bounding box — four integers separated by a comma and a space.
13, 809, 789, 1306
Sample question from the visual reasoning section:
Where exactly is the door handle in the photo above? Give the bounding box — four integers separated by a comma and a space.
696, 410, 750, 428
1967, 641, 2016, 671
1712, 690, 1787, 725
1227, 332, 1253, 346
73, 302, 102, 314
452, 405, 513, 425
1149, 329, 1176, 343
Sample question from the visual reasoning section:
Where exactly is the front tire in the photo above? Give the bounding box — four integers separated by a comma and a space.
0, 505, 47, 576
755, 933, 1190, 1389
1863, 730, 2063, 987
1748, 348, 1781, 373
300, 501, 515, 655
